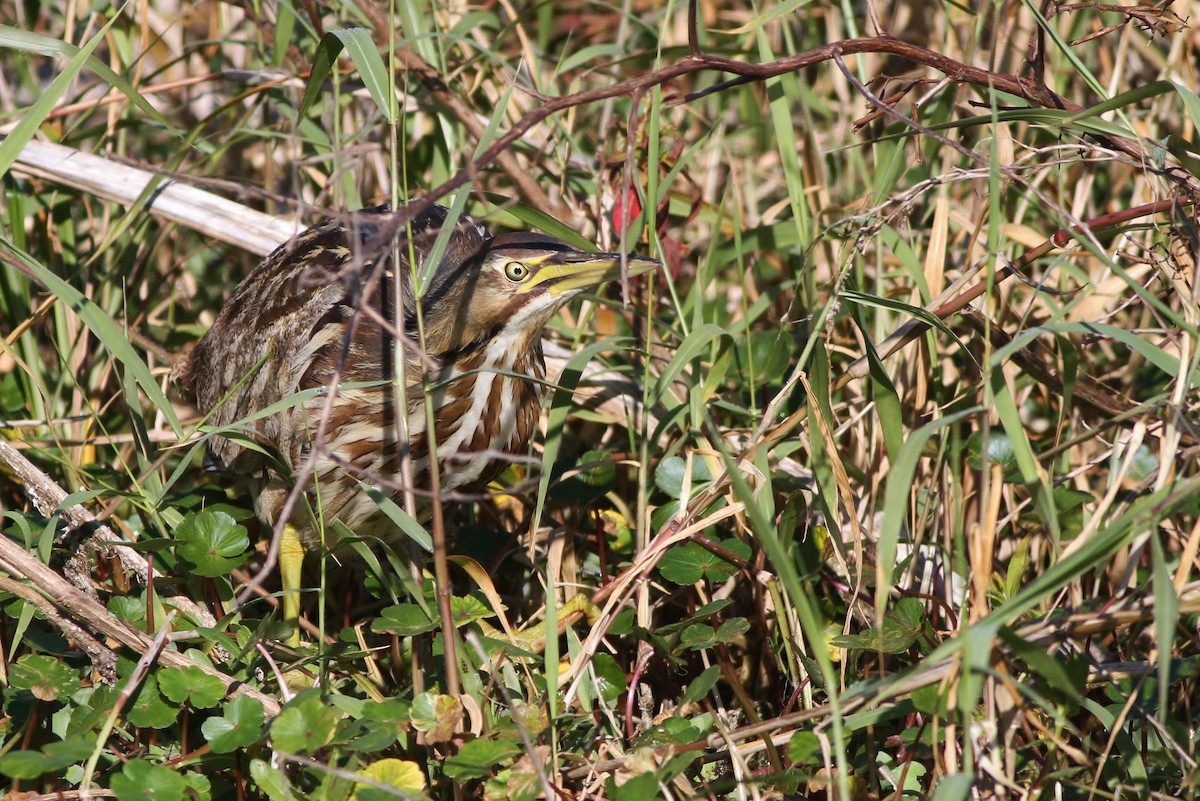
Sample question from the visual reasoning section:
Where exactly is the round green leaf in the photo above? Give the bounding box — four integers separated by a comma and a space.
658, 541, 708, 585
175, 509, 250, 576
270, 692, 337, 753
126, 674, 178, 729
158, 666, 225, 708
787, 730, 821, 765
591, 653, 628, 704
410, 692, 462, 744
965, 429, 1021, 481
110, 759, 187, 801
203, 695, 266, 753
443, 738, 520, 780
353, 758, 427, 801
654, 455, 714, 498
0, 737, 91, 780
654, 456, 686, 497
9, 653, 80, 701
371, 603, 437, 636
659, 540, 746, 585
107, 595, 146, 623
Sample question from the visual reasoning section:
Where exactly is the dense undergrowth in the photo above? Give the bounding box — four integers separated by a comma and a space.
1, 0, 1200, 798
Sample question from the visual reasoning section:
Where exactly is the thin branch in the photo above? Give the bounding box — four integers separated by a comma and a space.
358, 34, 1198, 265
352, 0, 563, 220
0, 574, 118, 681
0, 512, 280, 715
0, 439, 218, 629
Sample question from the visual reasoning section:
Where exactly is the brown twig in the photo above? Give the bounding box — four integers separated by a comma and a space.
0, 574, 118, 681
0, 439, 218, 629
0, 512, 280, 714
355, 32, 1197, 275
352, 1, 563, 220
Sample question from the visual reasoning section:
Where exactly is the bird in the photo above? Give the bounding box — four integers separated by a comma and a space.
179, 203, 656, 640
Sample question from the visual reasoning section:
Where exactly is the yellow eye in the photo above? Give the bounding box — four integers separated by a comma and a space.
503, 261, 530, 283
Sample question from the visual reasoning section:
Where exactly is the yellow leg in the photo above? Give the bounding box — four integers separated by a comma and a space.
478, 593, 601, 658
279, 523, 306, 646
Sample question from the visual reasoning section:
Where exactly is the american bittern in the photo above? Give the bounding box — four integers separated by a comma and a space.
181, 204, 655, 638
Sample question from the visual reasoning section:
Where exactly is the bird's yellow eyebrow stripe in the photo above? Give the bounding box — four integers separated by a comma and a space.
516, 256, 655, 294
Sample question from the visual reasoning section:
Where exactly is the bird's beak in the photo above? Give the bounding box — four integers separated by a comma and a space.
518, 252, 659, 295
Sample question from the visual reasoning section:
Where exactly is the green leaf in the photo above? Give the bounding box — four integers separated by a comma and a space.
202, 695, 266, 754
361, 698, 412, 725
679, 623, 716, 651
481, 195, 596, 251
654, 456, 687, 498
652, 324, 729, 406
654, 455, 714, 499
270, 692, 338, 753
551, 449, 617, 505
0, 737, 92, 779
354, 758, 428, 800
0, 25, 179, 141
998, 629, 1086, 706
0, 751, 57, 780
591, 653, 628, 704
157, 666, 225, 708
830, 598, 927, 654
658, 539, 747, 585
9, 653, 80, 701
250, 758, 291, 801
680, 665, 721, 705
126, 674, 177, 729
331, 29, 395, 124
443, 738, 521, 780
714, 617, 750, 641
787, 730, 821, 765
174, 509, 250, 576
108, 595, 146, 623
410, 692, 462, 744
911, 683, 951, 717
0, 21, 123, 179
658, 541, 708, 584
879, 407, 981, 609
636, 717, 700, 748
1127, 443, 1159, 482
301, 29, 396, 123
608, 772, 660, 801
930, 773, 975, 801
965, 428, 1022, 481
111, 759, 188, 801
372, 603, 438, 636
486, 768, 540, 801
450, 594, 494, 629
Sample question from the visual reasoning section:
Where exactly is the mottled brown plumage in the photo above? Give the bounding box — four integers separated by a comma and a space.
182, 204, 655, 548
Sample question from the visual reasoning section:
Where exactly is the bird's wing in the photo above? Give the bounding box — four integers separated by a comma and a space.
182, 203, 491, 476
183, 211, 415, 474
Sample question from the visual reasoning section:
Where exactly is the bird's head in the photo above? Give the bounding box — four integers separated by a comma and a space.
412, 221, 657, 357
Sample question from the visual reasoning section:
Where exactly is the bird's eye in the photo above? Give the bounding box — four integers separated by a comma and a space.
503, 261, 530, 283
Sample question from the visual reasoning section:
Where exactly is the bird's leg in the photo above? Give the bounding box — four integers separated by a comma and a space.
279, 523, 305, 646
480, 593, 601, 661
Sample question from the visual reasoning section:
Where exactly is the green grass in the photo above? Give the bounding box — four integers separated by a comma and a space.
1, 1, 1199, 799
